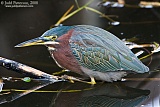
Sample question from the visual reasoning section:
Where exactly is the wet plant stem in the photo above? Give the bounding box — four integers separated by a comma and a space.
85, 6, 115, 22
55, 0, 94, 26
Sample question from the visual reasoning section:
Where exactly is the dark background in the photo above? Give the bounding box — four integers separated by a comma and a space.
0, 0, 160, 107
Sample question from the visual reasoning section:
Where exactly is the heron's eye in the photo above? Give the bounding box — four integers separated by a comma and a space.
51, 35, 57, 40
49, 35, 57, 40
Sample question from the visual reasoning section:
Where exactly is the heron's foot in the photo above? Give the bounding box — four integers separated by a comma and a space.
66, 75, 75, 83
53, 70, 70, 75
61, 75, 76, 83
86, 77, 96, 85
72, 76, 96, 85
61, 75, 96, 85
72, 77, 96, 85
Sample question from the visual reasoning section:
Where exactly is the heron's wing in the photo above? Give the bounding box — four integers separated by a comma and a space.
69, 25, 149, 73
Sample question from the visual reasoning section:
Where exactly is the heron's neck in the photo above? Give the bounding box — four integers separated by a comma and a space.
47, 29, 74, 51
47, 29, 83, 74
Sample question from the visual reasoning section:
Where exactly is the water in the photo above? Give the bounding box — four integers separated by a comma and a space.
0, 0, 160, 107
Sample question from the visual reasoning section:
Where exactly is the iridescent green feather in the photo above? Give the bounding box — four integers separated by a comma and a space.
69, 25, 149, 73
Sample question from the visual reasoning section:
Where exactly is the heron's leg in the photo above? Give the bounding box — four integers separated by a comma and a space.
87, 77, 96, 85
76, 76, 96, 85
62, 75, 96, 85
53, 69, 70, 75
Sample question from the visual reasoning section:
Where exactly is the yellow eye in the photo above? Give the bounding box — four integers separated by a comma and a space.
52, 35, 57, 40
44, 35, 57, 40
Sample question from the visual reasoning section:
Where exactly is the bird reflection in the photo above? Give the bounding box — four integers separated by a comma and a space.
53, 82, 150, 107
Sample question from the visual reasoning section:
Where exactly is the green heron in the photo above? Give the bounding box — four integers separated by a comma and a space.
15, 25, 149, 84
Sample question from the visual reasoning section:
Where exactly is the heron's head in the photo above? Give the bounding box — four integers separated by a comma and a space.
15, 26, 73, 48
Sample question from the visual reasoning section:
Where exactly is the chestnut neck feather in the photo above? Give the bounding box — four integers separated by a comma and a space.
48, 29, 83, 74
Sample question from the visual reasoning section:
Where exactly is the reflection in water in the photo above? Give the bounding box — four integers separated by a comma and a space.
0, 80, 52, 104
0, 78, 151, 107
53, 83, 150, 107
78, 95, 147, 107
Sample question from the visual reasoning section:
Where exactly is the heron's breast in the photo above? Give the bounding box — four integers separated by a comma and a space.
48, 29, 83, 74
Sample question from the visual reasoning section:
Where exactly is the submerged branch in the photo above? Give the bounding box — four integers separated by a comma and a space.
0, 57, 89, 84
0, 56, 86, 104
0, 57, 61, 82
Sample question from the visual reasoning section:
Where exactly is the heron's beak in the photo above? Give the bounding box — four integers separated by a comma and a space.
15, 37, 59, 48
